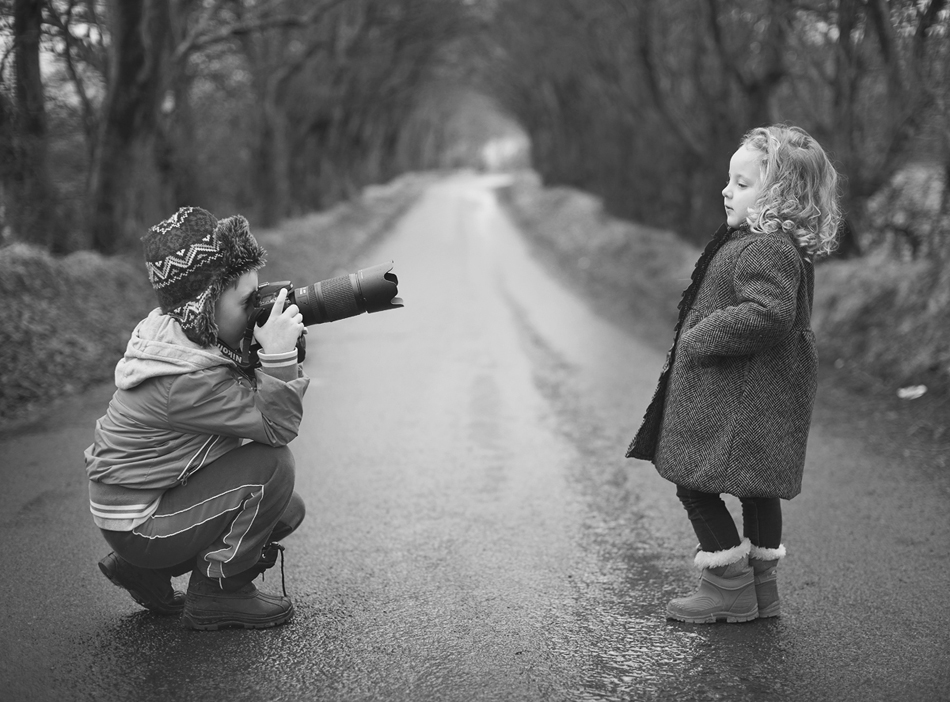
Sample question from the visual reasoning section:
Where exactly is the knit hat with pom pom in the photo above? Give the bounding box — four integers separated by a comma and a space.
142, 206, 266, 347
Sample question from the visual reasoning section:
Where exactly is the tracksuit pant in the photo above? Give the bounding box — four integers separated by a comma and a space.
101, 442, 305, 580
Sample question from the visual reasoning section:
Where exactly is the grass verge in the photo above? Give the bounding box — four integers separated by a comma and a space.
498, 171, 950, 483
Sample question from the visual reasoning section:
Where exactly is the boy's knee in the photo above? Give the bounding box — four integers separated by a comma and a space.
235, 444, 296, 499
275, 492, 306, 539
271, 444, 295, 474
266, 445, 296, 490
243, 442, 295, 473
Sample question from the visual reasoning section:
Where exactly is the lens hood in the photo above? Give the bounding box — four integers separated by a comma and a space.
355, 261, 403, 313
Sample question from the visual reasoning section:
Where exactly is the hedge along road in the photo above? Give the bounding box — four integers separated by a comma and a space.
0, 172, 947, 702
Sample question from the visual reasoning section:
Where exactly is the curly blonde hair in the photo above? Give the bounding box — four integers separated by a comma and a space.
741, 124, 841, 259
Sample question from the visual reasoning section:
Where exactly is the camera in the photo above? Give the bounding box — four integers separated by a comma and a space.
254, 260, 402, 325
218, 261, 403, 370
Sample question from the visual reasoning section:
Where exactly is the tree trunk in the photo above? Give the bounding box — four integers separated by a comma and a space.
8, 0, 63, 250
251, 94, 292, 226
165, 72, 203, 207
829, 0, 862, 258
88, 0, 172, 254
241, 30, 294, 227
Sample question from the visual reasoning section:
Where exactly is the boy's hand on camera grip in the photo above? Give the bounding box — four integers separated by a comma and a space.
253, 287, 305, 355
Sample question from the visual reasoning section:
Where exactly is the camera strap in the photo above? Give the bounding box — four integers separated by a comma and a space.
216, 320, 260, 371
216, 308, 306, 372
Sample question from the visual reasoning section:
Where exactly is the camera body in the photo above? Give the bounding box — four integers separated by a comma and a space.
217, 261, 402, 371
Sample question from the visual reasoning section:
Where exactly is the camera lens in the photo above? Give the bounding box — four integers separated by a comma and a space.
291, 261, 402, 326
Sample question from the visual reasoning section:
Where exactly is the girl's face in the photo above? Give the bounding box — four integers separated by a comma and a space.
215, 270, 259, 347
722, 145, 764, 228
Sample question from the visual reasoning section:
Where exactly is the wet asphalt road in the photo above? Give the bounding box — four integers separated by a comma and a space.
1, 174, 948, 701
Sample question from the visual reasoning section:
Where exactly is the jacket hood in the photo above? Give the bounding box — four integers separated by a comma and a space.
115, 308, 233, 389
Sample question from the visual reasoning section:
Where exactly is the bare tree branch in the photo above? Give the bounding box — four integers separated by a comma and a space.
637, 0, 707, 158
172, 0, 351, 63
706, 0, 747, 90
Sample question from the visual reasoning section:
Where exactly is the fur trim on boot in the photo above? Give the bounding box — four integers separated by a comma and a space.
749, 543, 786, 561
693, 537, 752, 570
749, 543, 785, 618
668, 539, 757, 624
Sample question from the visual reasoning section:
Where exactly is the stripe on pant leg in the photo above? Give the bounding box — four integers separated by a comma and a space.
203, 485, 264, 580
132, 484, 264, 540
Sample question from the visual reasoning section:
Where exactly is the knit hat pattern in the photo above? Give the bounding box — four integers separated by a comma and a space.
143, 206, 266, 347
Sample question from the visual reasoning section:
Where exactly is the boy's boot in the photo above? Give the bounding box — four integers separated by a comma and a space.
667, 538, 758, 624
749, 544, 786, 618
181, 543, 292, 631
213, 541, 286, 591
99, 552, 185, 615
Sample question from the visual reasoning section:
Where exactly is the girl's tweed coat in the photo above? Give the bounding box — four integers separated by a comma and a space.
627, 224, 817, 500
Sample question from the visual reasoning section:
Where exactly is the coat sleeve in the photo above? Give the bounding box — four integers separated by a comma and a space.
681, 237, 801, 358
164, 366, 310, 446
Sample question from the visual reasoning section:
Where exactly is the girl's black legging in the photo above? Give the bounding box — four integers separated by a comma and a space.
675, 484, 782, 553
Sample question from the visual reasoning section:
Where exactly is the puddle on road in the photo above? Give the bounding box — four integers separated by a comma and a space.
550, 535, 795, 701
507, 289, 795, 701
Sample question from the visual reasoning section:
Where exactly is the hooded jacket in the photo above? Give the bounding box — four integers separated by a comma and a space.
84, 308, 309, 531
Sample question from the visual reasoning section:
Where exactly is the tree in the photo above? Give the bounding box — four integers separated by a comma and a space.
827, 0, 947, 256
3, 0, 483, 251
87, 0, 172, 254
3, 0, 64, 249
478, 0, 949, 255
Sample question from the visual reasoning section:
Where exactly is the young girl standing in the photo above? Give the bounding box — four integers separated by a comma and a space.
627, 124, 841, 623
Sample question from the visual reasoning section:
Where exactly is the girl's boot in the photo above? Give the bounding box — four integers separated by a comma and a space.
749, 544, 786, 618
667, 538, 758, 623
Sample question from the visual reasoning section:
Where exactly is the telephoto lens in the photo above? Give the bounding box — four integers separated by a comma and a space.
255, 261, 403, 326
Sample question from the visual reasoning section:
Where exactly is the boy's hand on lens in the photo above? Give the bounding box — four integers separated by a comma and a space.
253, 287, 305, 354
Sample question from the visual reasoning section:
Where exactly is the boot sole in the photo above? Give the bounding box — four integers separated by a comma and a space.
99, 556, 184, 615
181, 605, 294, 631
667, 608, 759, 624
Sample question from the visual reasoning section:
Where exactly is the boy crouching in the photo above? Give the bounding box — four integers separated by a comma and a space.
85, 206, 309, 630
